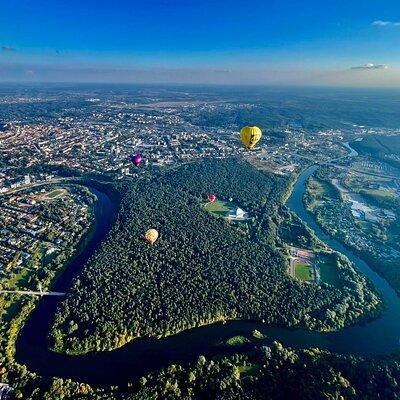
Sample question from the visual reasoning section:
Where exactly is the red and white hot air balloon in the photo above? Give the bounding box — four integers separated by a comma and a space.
208, 194, 217, 203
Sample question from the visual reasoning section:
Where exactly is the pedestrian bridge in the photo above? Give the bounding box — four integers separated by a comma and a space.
0, 290, 65, 297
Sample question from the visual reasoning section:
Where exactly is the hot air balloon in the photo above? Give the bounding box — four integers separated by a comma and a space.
240, 126, 262, 149
208, 194, 217, 203
145, 229, 159, 245
131, 153, 143, 167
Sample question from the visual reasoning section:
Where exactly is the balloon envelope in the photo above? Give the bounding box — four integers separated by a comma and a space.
208, 194, 217, 203
145, 229, 159, 245
131, 154, 143, 167
240, 126, 262, 149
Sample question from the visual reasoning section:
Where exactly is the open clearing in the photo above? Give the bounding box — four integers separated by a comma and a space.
45, 189, 66, 199
294, 261, 314, 281
204, 199, 250, 222
47, 189, 65, 199
289, 247, 318, 283
316, 253, 341, 287
35, 188, 67, 201
204, 200, 231, 216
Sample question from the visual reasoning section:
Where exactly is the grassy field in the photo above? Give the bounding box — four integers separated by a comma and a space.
295, 261, 314, 281
317, 253, 341, 287
37, 188, 67, 201
225, 335, 251, 346
204, 200, 231, 216
46, 189, 65, 199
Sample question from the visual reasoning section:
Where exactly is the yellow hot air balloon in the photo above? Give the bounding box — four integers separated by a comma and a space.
145, 228, 159, 245
240, 126, 262, 149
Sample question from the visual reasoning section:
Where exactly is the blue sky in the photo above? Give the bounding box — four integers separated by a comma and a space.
1, 0, 400, 85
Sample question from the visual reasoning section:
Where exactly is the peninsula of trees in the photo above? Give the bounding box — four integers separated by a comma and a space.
50, 159, 380, 354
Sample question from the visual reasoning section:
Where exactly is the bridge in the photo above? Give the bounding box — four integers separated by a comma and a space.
0, 290, 65, 297
0, 284, 65, 297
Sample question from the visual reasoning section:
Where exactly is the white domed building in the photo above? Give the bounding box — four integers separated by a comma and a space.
228, 206, 249, 221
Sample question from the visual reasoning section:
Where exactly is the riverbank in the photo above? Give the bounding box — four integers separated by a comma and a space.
0, 182, 119, 397
304, 168, 400, 298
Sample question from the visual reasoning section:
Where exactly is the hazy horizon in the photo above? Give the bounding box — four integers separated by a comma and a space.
1, 0, 400, 86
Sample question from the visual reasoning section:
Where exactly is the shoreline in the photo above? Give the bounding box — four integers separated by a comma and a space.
1, 181, 119, 388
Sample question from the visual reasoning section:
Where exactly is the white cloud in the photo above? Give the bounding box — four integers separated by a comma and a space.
350, 63, 388, 70
372, 20, 400, 27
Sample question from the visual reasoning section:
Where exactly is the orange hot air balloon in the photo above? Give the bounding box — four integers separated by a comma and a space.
145, 229, 159, 245
208, 194, 217, 203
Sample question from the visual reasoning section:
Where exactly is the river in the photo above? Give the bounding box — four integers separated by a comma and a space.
16, 160, 400, 385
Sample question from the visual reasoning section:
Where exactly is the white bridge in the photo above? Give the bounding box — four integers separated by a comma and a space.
0, 283, 65, 297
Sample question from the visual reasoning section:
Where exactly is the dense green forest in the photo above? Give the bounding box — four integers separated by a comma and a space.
50, 158, 380, 354
118, 343, 400, 400
9, 343, 400, 399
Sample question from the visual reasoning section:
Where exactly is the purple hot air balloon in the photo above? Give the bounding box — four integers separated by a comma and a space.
131, 153, 143, 167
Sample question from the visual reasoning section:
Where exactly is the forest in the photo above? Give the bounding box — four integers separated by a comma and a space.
49, 158, 380, 354
351, 135, 400, 169
119, 342, 400, 400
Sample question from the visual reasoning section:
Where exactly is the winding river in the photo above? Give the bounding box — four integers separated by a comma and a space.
16, 158, 400, 385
